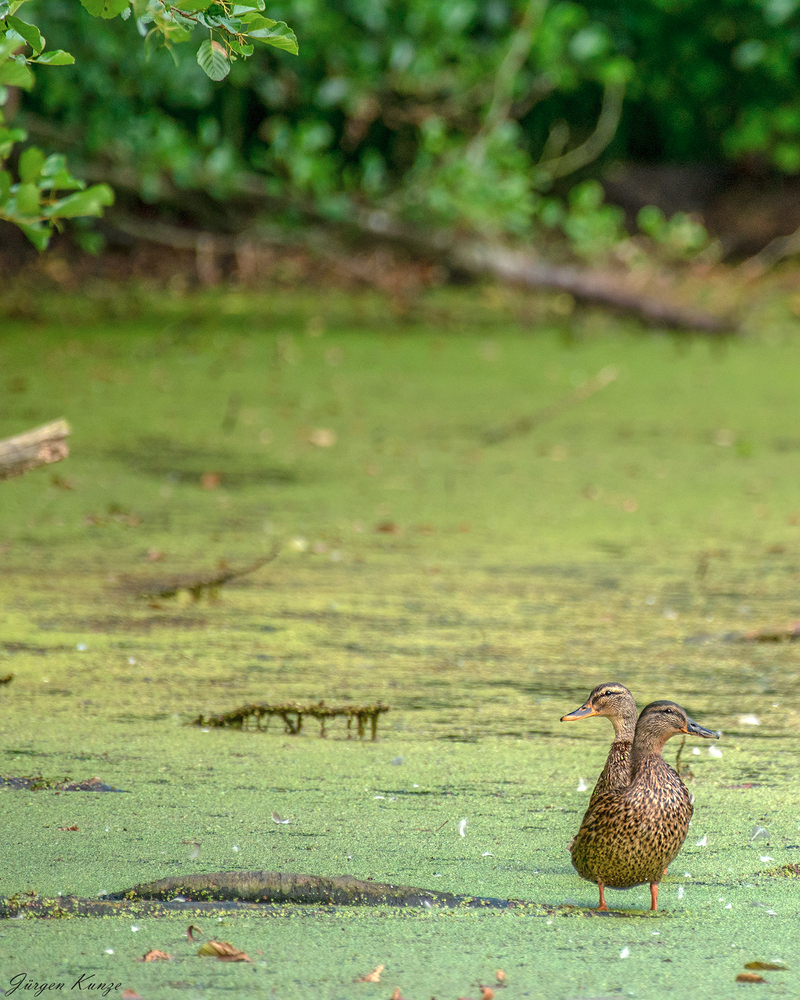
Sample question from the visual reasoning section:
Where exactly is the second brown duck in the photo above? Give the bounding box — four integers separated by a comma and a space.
569, 700, 718, 911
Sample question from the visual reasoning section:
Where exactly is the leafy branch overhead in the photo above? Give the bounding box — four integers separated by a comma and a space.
0, 0, 297, 245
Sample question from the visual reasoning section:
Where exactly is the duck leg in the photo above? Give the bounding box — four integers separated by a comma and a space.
597, 882, 608, 911
650, 883, 658, 911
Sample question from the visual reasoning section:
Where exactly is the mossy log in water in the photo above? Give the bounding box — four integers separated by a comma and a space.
193, 700, 390, 739
0, 872, 635, 918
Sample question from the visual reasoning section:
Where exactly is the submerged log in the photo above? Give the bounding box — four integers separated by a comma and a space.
0, 419, 71, 481
107, 871, 501, 907
0, 871, 640, 919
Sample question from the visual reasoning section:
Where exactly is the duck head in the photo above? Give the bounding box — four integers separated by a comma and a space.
561, 682, 637, 739
634, 700, 719, 753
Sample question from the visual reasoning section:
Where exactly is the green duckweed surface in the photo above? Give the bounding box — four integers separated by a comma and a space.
1, 288, 799, 998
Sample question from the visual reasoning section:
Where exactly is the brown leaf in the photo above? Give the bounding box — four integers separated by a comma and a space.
745, 962, 787, 971
375, 522, 399, 534
197, 939, 251, 962
356, 964, 385, 983
122, 991, 145, 1000
141, 949, 172, 962
389, 989, 406, 1000
200, 471, 221, 490
147, 548, 165, 562
480, 988, 494, 1000
736, 973, 767, 983
308, 428, 337, 447
57, 825, 79, 831
495, 971, 506, 985
186, 924, 202, 941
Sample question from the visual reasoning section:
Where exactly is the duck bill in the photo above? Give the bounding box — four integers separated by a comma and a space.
561, 703, 598, 722
683, 717, 719, 740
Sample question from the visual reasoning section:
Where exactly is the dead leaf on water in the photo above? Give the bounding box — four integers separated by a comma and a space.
186, 924, 202, 941
745, 962, 787, 970
495, 971, 506, 986
200, 472, 221, 490
309, 428, 336, 447
197, 939, 252, 962
375, 522, 399, 534
356, 964, 385, 982
389, 989, 406, 1000
736, 973, 767, 983
57, 825, 79, 831
138, 949, 172, 962
480, 988, 494, 1000
122, 991, 145, 999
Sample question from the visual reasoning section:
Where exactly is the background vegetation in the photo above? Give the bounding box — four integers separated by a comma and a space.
8, 0, 800, 258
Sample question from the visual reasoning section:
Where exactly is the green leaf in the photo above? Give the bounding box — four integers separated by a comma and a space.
18, 221, 51, 251
0, 168, 10, 203
173, 0, 215, 9
0, 125, 26, 159
0, 36, 21, 63
47, 183, 114, 218
40, 154, 68, 176
196, 38, 230, 81
19, 146, 45, 182
227, 37, 253, 57
6, 15, 45, 54
0, 59, 35, 89
232, 1, 264, 13
78, 0, 131, 19
243, 16, 298, 54
33, 50, 75, 66
15, 180, 41, 216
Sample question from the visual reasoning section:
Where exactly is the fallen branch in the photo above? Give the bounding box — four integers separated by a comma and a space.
0, 419, 71, 481
193, 700, 390, 739
140, 544, 280, 602
484, 365, 617, 444
109, 212, 734, 333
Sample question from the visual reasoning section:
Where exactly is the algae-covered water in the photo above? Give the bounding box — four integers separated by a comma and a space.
1, 288, 799, 998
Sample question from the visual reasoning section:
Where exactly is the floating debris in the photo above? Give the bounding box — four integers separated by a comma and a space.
0, 775, 127, 792
138, 545, 279, 603
764, 863, 800, 878
192, 700, 390, 740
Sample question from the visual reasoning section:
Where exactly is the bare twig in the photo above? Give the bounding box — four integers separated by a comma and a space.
484, 365, 617, 444
474, 0, 549, 144
535, 80, 626, 183
0, 419, 71, 481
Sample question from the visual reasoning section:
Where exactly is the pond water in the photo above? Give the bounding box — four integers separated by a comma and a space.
1, 290, 798, 997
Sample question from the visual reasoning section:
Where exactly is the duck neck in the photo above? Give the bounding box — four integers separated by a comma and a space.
630, 731, 670, 776
610, 711, 637, 744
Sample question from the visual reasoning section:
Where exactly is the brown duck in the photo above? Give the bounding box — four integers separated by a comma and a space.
569, 700, 718, 911
561, 682, 637, 800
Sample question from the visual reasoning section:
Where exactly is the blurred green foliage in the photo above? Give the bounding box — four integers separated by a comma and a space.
1, 0, 296, 245
12, 0, 800, 254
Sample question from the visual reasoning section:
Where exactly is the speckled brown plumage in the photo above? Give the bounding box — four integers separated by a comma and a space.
569, 700, 718, 910
561, 682, 637, 800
